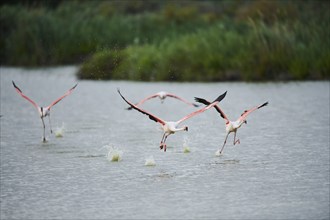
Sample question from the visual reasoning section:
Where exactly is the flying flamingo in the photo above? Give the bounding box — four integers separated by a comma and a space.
12, 81, 78, 142
126, 91, 200, 110
194, 96, 268, 155
118, 89, 227, 152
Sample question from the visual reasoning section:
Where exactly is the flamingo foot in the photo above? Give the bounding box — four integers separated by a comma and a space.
160, 143, 167, 152
234, 139, 240, 145
215, 150, 223, 156
42, 137, 47, 143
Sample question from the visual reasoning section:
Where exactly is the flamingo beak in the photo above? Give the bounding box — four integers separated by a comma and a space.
185, 126, 188, 131
244, 120, 247, 124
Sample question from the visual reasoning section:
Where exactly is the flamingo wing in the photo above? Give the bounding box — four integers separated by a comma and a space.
166, 93, 199, 107
127, 93, 159, 110
177, 91, 227, 124
194, 94, 229, 122
46, 84, 78, 109
118, 89, 166, 125
12, 81, 39, 109
238, 102, 268, 122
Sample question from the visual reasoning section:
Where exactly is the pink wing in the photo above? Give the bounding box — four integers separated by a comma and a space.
135, 93, 159, 106
126, 93, 159, 110
177, 91, 227, 124
237, 102, 268, 122
118, 89, 166, 125
46, 84, 78, 109
12, 81, 39, 110
166, 93, 199, 107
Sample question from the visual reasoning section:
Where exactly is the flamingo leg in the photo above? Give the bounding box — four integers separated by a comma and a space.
160, 133, 166, 150
219, 133, 230, 154
41, 117, 46, 142
48, 112, 53, 134
162, 134, 170, 152
233, 131, 240, 145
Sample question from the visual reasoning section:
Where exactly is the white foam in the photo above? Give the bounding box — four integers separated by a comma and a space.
105, 145, 123, 162
55, 123, 65, 138
215, 150, 223, 157
183, 136, 191, 153
145, 156, 156, 166
183, 146, 191, 153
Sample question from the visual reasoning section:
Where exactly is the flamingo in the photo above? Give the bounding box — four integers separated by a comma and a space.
118, 89, 227, 152
126, 91, 199, 110
12, 81, 78, 142
194, 96, 268, 155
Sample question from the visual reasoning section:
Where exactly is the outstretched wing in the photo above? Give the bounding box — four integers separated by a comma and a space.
126, 93, 159, 110
238, 102, 268, 122
118, 89, 165, 125
46, 84, 78, 109
12, 81, 39, 110
194, 92, 229, 123
177, 91, 227, 124
166, 93, 200, 107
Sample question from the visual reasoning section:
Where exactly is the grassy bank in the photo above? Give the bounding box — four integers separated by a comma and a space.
1, 1, 221, 66
1, 0, 329, 81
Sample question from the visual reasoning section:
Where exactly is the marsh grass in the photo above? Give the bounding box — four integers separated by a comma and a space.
1, 1, 329, 81
79, 19, 329, 81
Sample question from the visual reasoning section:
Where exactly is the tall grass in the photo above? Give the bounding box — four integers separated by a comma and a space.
78, 19, 330, 81
0, 1, 218, 66
1, 0, 329, 81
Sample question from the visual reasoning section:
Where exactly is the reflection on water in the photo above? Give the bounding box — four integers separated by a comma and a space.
0, 67, 329, 219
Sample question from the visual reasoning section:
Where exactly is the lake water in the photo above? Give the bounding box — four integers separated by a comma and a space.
1, 66, 329, 220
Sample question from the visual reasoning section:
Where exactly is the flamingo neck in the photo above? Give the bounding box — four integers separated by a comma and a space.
173, 126, 187, 132
164, 122, 186, 133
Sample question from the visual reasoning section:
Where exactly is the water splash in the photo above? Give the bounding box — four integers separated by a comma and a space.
55, 123, 65, 138
41, 137, 48, 143
183, 136, 190, 153
104, 144, 123, 162
215, 149, 223, 157
145, 156, 156, 166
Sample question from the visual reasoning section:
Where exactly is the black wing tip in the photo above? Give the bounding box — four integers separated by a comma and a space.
194, 97, 209, 105
12, 80, 22, 92
72, 83, 78, 89
117, 89, 126, 101
214, 91, 227, 103
258, 101, 269, 109
117, 88, 129, 105
194, 97, 202, 102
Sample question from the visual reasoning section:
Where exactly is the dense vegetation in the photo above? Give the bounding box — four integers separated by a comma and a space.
1, 0, 329, 81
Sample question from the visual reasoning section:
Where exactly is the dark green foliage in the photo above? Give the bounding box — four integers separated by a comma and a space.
1, 0, 329, 81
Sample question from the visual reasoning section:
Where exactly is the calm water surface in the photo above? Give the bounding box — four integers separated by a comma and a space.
1, 67, 329, 220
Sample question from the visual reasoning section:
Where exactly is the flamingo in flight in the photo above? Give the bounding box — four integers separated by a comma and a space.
126, 91, 200, 110
12, 81, 78, 142
118, 89, 227, 152
194, 96, 268, 155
